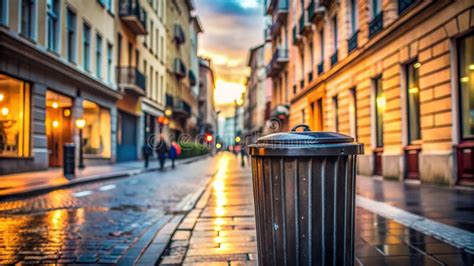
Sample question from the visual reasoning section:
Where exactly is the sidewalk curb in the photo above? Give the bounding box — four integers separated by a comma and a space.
130, 170, 217, 265
0, 154, 210, 201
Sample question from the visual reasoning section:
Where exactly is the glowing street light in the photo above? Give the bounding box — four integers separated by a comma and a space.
235, 136, 241, 143
76, 119, 86, 169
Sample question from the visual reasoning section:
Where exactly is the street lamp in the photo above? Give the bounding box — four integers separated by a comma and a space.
76, 118, 86, 169
234, 99, 243, 147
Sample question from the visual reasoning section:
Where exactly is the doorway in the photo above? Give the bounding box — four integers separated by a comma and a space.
45, 90, 73, 167
117, 110, 138, 162
312, 98, 323, 131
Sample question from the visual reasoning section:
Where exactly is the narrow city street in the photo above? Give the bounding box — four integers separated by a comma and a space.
0, 156, 219, 265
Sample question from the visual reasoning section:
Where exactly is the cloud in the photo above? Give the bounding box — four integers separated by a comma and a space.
195, 0, 265, 110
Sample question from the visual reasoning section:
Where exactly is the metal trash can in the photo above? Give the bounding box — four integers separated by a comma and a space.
63, 143, 76, 178
248, 124, 364, 266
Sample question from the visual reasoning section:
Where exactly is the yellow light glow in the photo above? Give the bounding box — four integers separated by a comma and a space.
52, 120, 59, 128
408, 87, 419, 94
214, 80, 246, 105
376, 96, 386, 108
164, 109, 173, 117
469, 64, 474, 71
460, 76, 469, 83
216, 143, 222, 149
215, 207, 225, 216
75, 119, 86, 129
213, 180, 225, 192
0, 93, 4, 101
214, 218, 226, 226
1, 107, 8, 116
52, 102, 59, 109
235, 136, 241, 143
63, 109, 71, 117
413, 62, 421, 69
235, 98, 244, 106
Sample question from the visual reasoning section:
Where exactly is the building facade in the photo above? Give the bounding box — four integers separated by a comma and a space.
0, 0, 202, 175
265, 0, 474, 186
165, 0, 199, 139
198, 57, 216, 135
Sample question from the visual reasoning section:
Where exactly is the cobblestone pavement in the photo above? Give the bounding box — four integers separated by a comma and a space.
159, 153, 473, 266
0, 156, 219, 265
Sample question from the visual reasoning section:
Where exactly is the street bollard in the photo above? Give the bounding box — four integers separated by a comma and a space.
248, 124, 364, 266
63, 143, 76, 179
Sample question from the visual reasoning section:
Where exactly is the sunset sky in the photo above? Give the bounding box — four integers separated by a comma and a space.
194, 0, 265, 115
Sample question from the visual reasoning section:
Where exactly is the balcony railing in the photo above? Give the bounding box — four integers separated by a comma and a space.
174, 58, 187, 78
317, 61, 324, 75
292, 26, 301, 45
269, 0, 288, 38
348, 31, 358, 54
299, 13, 312, 35
398, 0, 417, 15
369, 12, 384, 38
331, 50, 338, 66
119, 0, 147, 35
116, 67, 146, 95
166, 94, 174, 106
174, 24, 185, 44
165, 95, 191, 118
267, 48, 289, 77
308, 0, 325, 23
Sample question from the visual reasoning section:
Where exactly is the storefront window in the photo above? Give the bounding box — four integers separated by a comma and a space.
82, 100, 111, 158
374, 76, 384, 147
406, 60, 421, 143
458, 33, 474, 140
0, 74, 30, 157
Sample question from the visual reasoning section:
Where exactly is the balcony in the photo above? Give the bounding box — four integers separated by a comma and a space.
317, 61, 324, 75
266, 48, 289, 77
319, 0, 335, 7
165, 94, 191, 119
369, 12, 384, 38
270, 0, 288, 38
308, 0, 325, 23
189, 70, 197, 87
331, 50, 338, 66
174, 24, 186, 44
398, 0, 417, 15
348, 31, 358, 54
116, 67, 146, 96
174, 58, 187, 78
119, 0, 147, 35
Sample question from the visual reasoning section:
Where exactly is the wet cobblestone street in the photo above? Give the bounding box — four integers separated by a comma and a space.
0, 157, 218, 265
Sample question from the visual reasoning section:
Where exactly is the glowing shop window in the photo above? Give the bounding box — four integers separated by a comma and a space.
82, 100, 111, 158
0, 74, 30, 157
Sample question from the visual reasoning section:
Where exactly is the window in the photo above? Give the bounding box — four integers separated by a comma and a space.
83, 23, 91, 71
458, 32, 474, 140
374, 76, 384, 147
406, 60, 421, 143
66, 8, 77, 63
160, 36, 164, 59
21, 0, 36, 40
155, 29, 159, 56
97, 0, 104, 7
149, 66, 153, 97
107, 43, 113, 84
106, 0, 113, 14
372, 0, 382, 18
320, 30, 325, 62
160, 75, 163, 102
47, 0, 59, 51
333, 96, 339, 132
349, 88, 357, 138
82, 100, 111, 158
0, 0, 8, 25
155, 72, 159, 101
302, 109, 306, 124
127, 42, 132, 66
117, 33, 122, 66
398, 0, 416, 15
0, 74, 31, 158
135, 50, 140, 68
96, 34, 102, 78
333, 16, 338, 51
350, 0, 358, 34
150, 21, 154, 52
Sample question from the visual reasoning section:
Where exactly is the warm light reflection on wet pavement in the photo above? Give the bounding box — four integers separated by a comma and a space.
0, 156, 219, 264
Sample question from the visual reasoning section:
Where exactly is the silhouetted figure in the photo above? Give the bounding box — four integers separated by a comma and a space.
155, 136, 169, 170
142, 144, 153, 168
169, 141, 181, 168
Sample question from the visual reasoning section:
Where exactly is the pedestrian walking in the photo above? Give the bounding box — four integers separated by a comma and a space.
155, 136, 169, 170
169, 141, 181, 168
142, 144, 153, 168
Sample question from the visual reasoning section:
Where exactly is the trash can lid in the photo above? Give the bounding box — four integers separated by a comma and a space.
257, 125, 354, 145
249, 124, 364, 156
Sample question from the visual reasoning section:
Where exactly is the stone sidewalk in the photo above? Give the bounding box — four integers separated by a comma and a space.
158, 153, 473, 265
0, 156, 207, 199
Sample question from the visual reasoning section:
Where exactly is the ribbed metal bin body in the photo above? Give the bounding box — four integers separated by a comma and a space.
251, 154, 357, 266
249, 127, 362, 266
